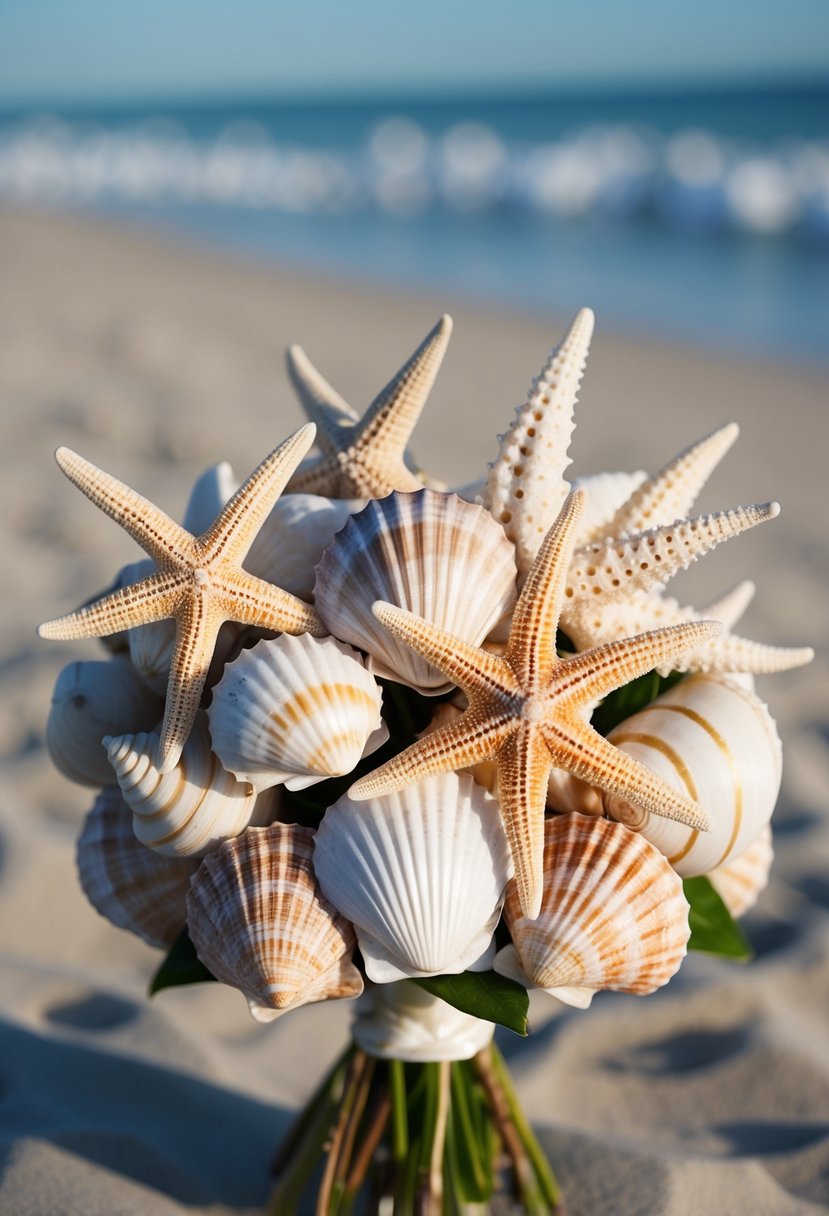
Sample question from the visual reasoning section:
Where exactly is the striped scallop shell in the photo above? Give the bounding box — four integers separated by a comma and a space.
313, 771, 512, 983
494, 815, 689, 1007
208, 633, 388, 792
104, 712, 277, 857
46, 657, 164, 787
603, 674, 782, 876
709, 825, 773, 918
244, 492, 356, 600
186, 823, 363, 1022
77, 786, 198, 948
313, 489, 517, 693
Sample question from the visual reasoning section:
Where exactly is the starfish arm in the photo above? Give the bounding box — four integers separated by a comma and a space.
157, 600, 225, 772
670, 632, 815, 676
285, 343, 360, 449
607, 422, 740, 535
38, 571, 185, 641
217, 567, 326, 636
567, 502, 780, 601
506, 488, 585, 690
349, 710, 516, 800
550, 620, 722, 706
371, 601, 518, 701
699, 580, 756, 629
496, 724, 552, 919
485, 307, 594, 579
54, 447, 193, 568
284, 453, 350, 496
541, 718, 711, 832
200, 423, 316, 567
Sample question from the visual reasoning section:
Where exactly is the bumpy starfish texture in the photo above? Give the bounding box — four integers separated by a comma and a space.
350, 489, 720, 920
484, 307, 593, 580
285, 315, 452, 498
38, 425, 326, 773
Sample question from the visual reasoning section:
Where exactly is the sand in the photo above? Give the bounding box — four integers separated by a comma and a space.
0, 206, 827, 1215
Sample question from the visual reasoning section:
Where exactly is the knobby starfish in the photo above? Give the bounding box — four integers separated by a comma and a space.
285, 315, 452, 498
350, 488, 720, 920
38, 425, 326, 773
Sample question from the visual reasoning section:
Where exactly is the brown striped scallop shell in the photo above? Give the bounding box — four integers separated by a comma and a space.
494, 815, 690, 1007
709, 824, 773, 918
186, 823, 363, 1021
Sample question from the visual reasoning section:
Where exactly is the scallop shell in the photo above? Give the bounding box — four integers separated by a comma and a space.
494, 815, 689, 1006
603, 674, 782, 876
313, 771, 512, 983
244, 492, 356, 600
313, 488, 517, 692
104, 712, 277, 857
77, 787, 198, 947
186, 823, 363, 1022
46, 657, 164, 787
709, 824, 773, 918
208, 633, 387, 793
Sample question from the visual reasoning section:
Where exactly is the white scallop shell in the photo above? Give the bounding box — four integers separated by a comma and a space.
77, 787, 198, 948
104, 712, 277, 857
603, 674, 782, 876
46, 657, 164, 787
208, 633, 388, 792
313, 489, 517, 692
709, 824, 773, 918
314, 771, 512, 983
352, 982, 495, 1063
244, 492, 356, 600
187, 823, 363, 1022
494, 815, 690, 1006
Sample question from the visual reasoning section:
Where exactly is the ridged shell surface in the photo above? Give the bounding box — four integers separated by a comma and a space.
46, 657, 164, 787
314, 771, 512, 982
187, 823, 363, 1022
244, 492, 355, 600
494, 815, 689, 1004
604, 674, 782, 875
77, 787, 198, 947
314, 489, 517, 692
209, 633, 388, 792
709, 824, 773, 917
105, 712, 276, 857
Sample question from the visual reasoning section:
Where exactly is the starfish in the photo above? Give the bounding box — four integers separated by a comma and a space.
285, 314, 452, 498
349, 488, 720, 920
38, 424, 326, 773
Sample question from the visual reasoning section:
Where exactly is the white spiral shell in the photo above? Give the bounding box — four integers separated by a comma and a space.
46, 657, 164, 787
494, 815, 690, 1007
104, 712, 276, 857
187, 823, 363, 1022
208, 633, 388, 792
77, 787, 198, 948
313, 489, 517, 693
603, 674, 782, 876
314, 771, 512, 983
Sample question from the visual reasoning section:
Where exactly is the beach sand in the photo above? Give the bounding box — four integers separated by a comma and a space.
1, 206, 827, 1215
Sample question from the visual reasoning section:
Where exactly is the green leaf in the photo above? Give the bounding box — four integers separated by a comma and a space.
149, 926, 216, 995
412, 971, 529, 1036
591, 668, 685, 737
684, 876, 753, 961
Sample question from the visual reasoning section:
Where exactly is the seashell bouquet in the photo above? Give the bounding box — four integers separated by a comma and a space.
40, 310, 812, 1214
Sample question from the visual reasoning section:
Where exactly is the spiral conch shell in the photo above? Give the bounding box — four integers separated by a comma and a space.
208, 633, 388, 792
602, 674, 782, 876
314, 772, 512, 983
187, 823, 363, 1022
313, 489, 517, 693
494, 815, 690, 1008
104, 712, 277, 857
77, 787, 198, 948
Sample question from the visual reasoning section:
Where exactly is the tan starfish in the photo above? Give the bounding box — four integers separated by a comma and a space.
38, 425, 326, 773
350, 488, 720, 920
285, 315, 452, 497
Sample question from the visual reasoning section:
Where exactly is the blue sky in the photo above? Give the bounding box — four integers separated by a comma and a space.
1, 0, 828, 106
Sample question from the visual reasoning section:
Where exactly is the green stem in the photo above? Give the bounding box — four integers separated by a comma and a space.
389, 1058, 409, 1163
490, 1044, 563, 1210
449, 1061, 490, 1199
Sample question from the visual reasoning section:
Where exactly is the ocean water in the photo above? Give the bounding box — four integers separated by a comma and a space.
1, 83, 827, 365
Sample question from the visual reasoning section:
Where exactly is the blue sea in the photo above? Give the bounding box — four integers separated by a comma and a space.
1, 82, 828, 365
